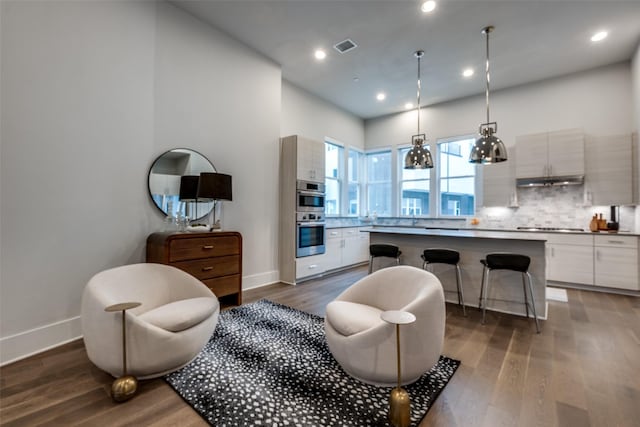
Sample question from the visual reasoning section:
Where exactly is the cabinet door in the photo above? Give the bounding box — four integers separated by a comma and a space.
516, 133, 548, 178
481, 159, 516, 207
548, 129, 584, 177
585, 134, 632, 206
296, 254, 326, 279
342, 228, 369, 266
547, 244, 594, 285
296, 137, 325, 182
595, 247, 639, 290
324, 229, 343, 271
594, 236, 639, 290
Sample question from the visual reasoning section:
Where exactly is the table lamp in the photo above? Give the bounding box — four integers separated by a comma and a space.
197, 172, 233, 230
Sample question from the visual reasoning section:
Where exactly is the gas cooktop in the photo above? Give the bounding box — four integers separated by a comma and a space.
516, 227, 584, 232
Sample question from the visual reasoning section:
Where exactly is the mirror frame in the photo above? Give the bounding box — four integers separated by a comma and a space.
147, 148, 216, 220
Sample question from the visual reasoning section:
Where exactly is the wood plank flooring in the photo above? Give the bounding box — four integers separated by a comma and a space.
2, 265, 639, 426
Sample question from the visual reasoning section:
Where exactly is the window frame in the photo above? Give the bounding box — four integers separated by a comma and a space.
436, 135, 478, 218
365, 148, 393, 217
324, 139, 344, 217
397, 144, 432, 217
346, 147, 364, 217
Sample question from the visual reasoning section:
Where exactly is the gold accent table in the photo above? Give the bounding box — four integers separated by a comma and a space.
105, 301, 141, 402
380, 310, 417, 427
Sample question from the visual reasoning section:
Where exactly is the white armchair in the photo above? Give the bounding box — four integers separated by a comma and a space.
81, 263, 219, 379
324, 265, 445, 386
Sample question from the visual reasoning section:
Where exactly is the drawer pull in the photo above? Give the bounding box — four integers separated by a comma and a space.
202, 245, 214, 250
606, 240, 625, 245
308, 264, 318, 269
202, 266, 213, 271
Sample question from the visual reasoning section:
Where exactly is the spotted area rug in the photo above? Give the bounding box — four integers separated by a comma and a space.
165, 299, 460, 426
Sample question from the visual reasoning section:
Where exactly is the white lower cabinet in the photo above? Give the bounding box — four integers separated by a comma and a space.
546, 234, 594, 285
295, 254, 326, 280
594, 236, 639, 291
324, 229, 343, 271
324, 227, 369, 272
342, 228, 369, 266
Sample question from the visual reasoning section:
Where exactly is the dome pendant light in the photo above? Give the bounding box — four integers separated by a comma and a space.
404, 50, 434, 169
469, 26, 507, 164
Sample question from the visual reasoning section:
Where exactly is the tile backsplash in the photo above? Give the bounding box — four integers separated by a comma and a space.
475, 185, 636, 232
327, 185, 637, 232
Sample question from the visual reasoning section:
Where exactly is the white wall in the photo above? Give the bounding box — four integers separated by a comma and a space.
366, 62, 634, 149
281, 80, 364, 148
0, 0, 281, 364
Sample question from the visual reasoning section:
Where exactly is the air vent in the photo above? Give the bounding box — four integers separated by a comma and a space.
333, 39, 358, 54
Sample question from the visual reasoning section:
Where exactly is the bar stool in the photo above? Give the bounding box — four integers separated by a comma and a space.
421, 249, 466, 316
368, 244, 401, 274
478, 253, 540, 333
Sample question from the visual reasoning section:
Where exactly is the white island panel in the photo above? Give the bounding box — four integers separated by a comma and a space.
363, 227, 547, 320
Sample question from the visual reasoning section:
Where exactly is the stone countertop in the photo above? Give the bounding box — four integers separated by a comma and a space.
361, 226, 549, 241
361, 225, 640, 237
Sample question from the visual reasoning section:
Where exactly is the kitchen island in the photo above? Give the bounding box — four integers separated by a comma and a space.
362, 227, 548, 319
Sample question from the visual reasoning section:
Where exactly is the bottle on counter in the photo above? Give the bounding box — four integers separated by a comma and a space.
598, 213, 608, 231
589, 214, 599, 232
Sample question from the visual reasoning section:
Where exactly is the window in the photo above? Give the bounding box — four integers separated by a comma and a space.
366, 150, 392, 216
325, 142, 343, 215
347, 149, 363, 216
398, 147, 430, 216
438, 137, 476, 216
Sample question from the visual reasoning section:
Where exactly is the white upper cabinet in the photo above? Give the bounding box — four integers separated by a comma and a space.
480, 154, 518, 207
584, 134, 633, 206
295, 136, 325, 183
516, 129, 584, 178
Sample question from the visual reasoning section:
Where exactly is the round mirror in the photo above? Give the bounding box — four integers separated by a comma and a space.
148, 148, 216, 220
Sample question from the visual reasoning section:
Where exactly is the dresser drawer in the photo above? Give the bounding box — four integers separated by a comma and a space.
202, 275, 241, 297
169, 236, 241, 262
173, 255, 241, 280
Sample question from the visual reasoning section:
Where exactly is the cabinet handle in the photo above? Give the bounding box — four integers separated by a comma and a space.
595, 250, 600, 262
330, 231, 339, 236
202, 245, 214, 250
202, 266, 213, 271
606, 240, 625, 245
308, 264, 318, 269
551, 247, 555, 257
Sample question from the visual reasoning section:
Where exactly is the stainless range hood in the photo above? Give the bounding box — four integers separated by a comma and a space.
516, 175, 584, 187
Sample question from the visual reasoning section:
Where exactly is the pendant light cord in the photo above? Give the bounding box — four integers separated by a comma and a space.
416, 53, 421, 136
485, 28, 491, 125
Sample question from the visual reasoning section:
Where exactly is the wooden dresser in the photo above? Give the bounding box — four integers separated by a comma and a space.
146, 231, 243, 305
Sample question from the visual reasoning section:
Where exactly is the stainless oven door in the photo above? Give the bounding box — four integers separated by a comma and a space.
296, 222, 326, 257
297, 190, 325, 212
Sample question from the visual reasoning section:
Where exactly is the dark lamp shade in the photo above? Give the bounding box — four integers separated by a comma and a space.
404, 136, 434, 169
469, 135, 508, 164
197, 172, 233, 201
179, 175, 199, 201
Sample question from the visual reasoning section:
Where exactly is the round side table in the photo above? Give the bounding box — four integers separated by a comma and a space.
105, 302, 141, 402
381, 310, 416, 427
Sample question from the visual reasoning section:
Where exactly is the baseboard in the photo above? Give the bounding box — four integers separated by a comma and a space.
243, 270, 280, 291
0, 316, 82, 366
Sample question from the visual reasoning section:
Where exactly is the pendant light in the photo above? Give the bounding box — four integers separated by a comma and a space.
404, 50, 433, 169
469, 26, 507, 164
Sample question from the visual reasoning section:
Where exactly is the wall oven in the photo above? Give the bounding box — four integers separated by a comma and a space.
297, 180, 325, 212
296, 212, 325, 258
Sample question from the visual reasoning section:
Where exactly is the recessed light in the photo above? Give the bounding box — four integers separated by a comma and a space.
462, 68, 474, 78
314, 49, 327, 60
590, 31, 608, 42
376, 93, 386, 101
353, 76, 360, 83
405, 102, 414, 109
421, 1, 437, 13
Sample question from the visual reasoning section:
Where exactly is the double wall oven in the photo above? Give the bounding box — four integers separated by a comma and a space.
296, 181, 326, 258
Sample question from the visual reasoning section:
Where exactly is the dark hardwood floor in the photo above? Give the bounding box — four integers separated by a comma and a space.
2, 265, 639, 426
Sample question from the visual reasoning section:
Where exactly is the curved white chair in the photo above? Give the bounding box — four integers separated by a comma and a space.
324, 265, 445, 386
81, 263, 219, 379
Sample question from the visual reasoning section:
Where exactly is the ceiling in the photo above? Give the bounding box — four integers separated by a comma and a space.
173, 0, 640, 120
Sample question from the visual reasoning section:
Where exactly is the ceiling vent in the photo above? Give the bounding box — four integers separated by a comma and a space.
334, 39, 358, 54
